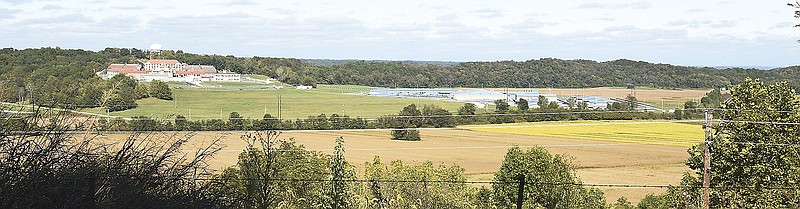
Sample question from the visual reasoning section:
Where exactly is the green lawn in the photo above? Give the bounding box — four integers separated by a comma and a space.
85, 84, 465, 120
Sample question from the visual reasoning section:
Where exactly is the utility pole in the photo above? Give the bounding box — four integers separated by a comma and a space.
703, 110, 713, 209
278, 95, 282, 119
516, 174, 525, 209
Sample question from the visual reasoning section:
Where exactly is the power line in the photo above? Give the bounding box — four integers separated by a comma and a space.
718, 120, 800, 125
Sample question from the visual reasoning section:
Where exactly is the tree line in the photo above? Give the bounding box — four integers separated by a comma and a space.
0, 48, 172, 111
3, 47, 800, 99
88, 106, 686, 132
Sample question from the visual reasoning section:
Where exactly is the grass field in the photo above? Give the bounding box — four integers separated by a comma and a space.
97, 120, 699, 203
460, 120, 704, 147
83, 83, 464, 119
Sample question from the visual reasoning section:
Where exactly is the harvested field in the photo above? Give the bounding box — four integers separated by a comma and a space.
96, 122, 698, 203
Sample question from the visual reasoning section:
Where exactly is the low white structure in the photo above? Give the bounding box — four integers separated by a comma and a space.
451, 89, 507, 102
296, 85, 313, 90
213, 73, 241, 82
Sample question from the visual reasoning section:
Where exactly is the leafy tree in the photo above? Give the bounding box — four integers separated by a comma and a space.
577, 101, 589, 110
699, 89, 730, 108
657, 78, 800, 208
611, 197, 634, 209
626, 94, 638, 110
566, 97, 577, 109
683, 100, 698, 110
421, 104, 453, 128
363, 157, 477, 208
494, 99, 510, 113
149, 80, 172, 100
229, 111, 243, 130
261, 113, 277, 130
134, 83, 150, 99
493, 146, 606, 209
537, 95, 549, 108
391, 104, 421, 141
694, 78, 800, 208
457, 103, 477, 115
329, 137, 355, 209
518, 98, 529, 111
174, 115, 187, 130
214, 132, 331, 208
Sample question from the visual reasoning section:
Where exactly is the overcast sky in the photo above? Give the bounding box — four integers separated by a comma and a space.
1, 0, 799, 67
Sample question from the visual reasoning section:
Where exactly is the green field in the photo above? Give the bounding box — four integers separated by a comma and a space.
460, 120, 704, 147
84, 83, 465, 119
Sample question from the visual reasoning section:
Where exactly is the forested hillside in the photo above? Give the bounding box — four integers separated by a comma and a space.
2, 47, 799, 100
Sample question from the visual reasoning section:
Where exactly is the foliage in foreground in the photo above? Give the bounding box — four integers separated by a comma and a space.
646, 78, 800, 208
0, 108, 223, 208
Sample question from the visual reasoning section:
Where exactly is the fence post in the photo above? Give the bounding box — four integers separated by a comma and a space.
516, 174, 525, 209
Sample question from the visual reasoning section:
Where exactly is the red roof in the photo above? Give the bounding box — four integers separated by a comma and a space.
107, 64, 141, 70
119, 70, 149, 74
108, 64, 124, 69
147, 59, 180, 65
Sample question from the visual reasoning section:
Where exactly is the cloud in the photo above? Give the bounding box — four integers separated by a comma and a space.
0, 8, 20, 20
17, 14, 95, 27
668, 19, 738, 29
227, 0, 256, 6
503, 18, 559, 35
686, 8, 707, 13
41, 4, 64, 10
471, 7, 505, 19
577, 1, 652, 10
0, 0, 35, 4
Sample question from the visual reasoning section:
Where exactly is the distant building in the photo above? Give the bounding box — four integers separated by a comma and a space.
369, 88, 457, 98
213, 73, 241, 82
296, 85, 313, 90
98, 64, 142, 79
451, 89, 507, 102
144, 59, 187, 76
573, 96, 613, 109
97, 60, 243, 83
176, 65, 218, 81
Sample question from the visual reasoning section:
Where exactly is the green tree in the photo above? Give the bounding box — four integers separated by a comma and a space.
494, 99, 510, 113
229, 111, 243, 130
626, 94, 638, 110
611, 197, 634, 209
458, 103, 477, 115
214, 132, 331, 208
149, 80, 173, 100
566, 97, 577, 109
174, 115, 187, 130
134, 83, 150, 99
421, 104, 453, 128
537, 95, 549, 108
329, 137, 355, 209
517, 98, 529, 111
658, 78, 800, 208
391, 104, 421, 141
363, 157, 477, 208
694, 79, 800, 208
493, 146, 606, 209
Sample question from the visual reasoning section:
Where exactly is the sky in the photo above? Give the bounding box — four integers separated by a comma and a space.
1, 0, 799, 67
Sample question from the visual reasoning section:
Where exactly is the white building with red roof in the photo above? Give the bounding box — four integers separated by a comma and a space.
144, 59, 187, 76
97, 64, 142, 79
97, 59, 243, 83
